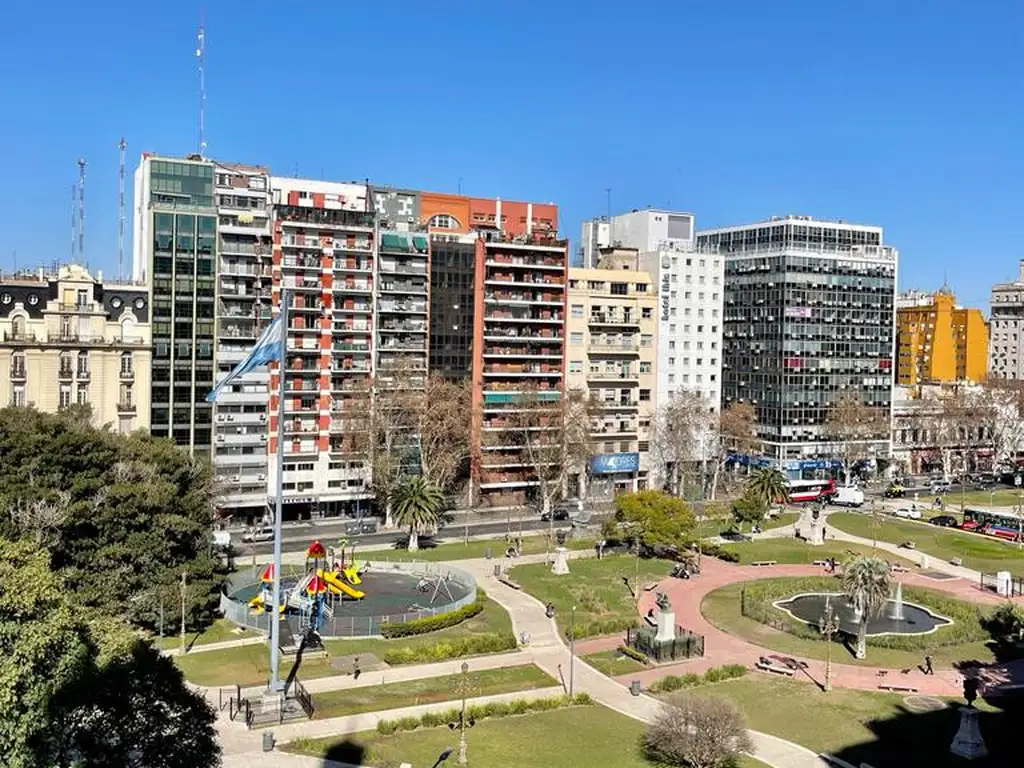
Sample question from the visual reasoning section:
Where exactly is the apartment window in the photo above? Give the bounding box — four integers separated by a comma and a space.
10, 385, 25, 407
639, 362, 651, 373
684, 291, 691, 300
59, 385, 71, 409
76, 385, 89, 405
696, 374, 703, 383
640, 334, 652, 347
588, 281, 604, 291
670, 274, 678, 283
120, 352, 133, 376
668, 341, 675, 350
635, 283, 648, 293
638, 440, 649, 452
684, 325, 691, 333
570, 332, 583, 346
77, 351, 89, 376
699, 259, 705, 267
10, 352, 25, 379
682, 374, 689, 383
669, 324, 676, 334
642, 307, 652, 319
569, 360, 583, 373
698, 292, 705, 300
639, 389, 651, 402
697, 325, 704, 333
610, 283, 628, 296
685, 258, 692, 266
571, 304, 584, 318
428, 213, 460, 229
668, 373, 675, 384
668, 357, 675, 366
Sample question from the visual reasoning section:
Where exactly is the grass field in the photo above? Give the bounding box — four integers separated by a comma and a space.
691, 675, 1013, 768
952, 488, 1024, 508
581, 648, 648, 677
311, 665, 555, 719
701, 581, 996, 669
720, 537, 914, 566
828, 512, 1024, 577
154, 618, 255, 650
174, 596, 513, 687
693, 512, 799, 539
509, 554, 670, 634
282, 705, 771, 768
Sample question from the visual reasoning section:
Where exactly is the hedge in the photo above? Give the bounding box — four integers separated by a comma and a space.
697, 542, 740, 563
381, 589, 486, 638
383, 631, 518, 665
375, 693, 594, 734
616, 644, 651, 665
647, 664, 747, 693
564, 616, 640, 640
739, 576, 989, 651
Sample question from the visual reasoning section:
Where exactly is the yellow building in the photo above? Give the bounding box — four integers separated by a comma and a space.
896, 288, 988, 391
566, 247, 658, 495
0, 264, 151, 433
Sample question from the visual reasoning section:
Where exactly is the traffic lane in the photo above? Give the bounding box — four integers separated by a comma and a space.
237, 515, 610, 557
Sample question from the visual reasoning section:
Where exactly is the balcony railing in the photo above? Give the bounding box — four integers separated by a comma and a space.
77, 368, 91, 381
58, 302, 95, 313
120, 367, 134, 380
588, 314, 639, 326
10, 365, 26, 380
117, 402, 136, 413
58, 366, 73, 380
3, 331, 36, 343
587, 370, 635, 381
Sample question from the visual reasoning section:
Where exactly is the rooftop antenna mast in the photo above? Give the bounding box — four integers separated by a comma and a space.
77, 159, 87, 264
117, 137, 127, 280
196, 23, 206, 157
70, 184, 77, 261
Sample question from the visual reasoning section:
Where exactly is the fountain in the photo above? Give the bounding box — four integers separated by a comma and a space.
887, 581, 906, 622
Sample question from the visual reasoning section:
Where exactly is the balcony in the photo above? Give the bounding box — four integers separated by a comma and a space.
10, 365, 26, 381
333, 280, 373, 294
282, 254, 323, 269
276, 205, 375, 230
281, 235, 324, 249
117, 401, 136, 413
284, 380, 320, 394
485, 256, 564, 271
333, 303, 372, 314
379, 262, 427, 277
333, 259, 373, 273
2, 331, 36, 344
586, 370, 635, 383
77, 368, 91, 382
332, 323, 372, 335
58, 365, 74, 381
484, 274, 565, 289
591, 423, 638, 435
333, 342, 371, 354
485, 290, 563, 305
378, 301, 426, 314
379, 281, 428, 295
483, 365, 561, 377
379, 321, 427, 333
57, 302, 95, 313
486, 312, 562, 324
119, 367, 134, 381
483, 346, 561, 359
589, 337, 640, 353
483, 329, 562, 342
588, 314, 640, 327
281, 277, 322, 292
595, 399, 639, 410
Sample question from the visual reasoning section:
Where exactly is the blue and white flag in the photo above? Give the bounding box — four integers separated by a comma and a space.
205, 316, 284, 403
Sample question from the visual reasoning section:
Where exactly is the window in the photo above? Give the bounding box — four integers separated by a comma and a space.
120, 352, 133, 376
684, 291, 691, 300
570, 332, 584, 346
77, 351, 89, 376
10, 352, 25, 379
639, 362, 651, 373
569, 360, 583, 373
610, 283, 628, 296
668, 341, 675, 350
668, 373, 675, 384
428, 213, 460, 229
59, 385, 71, 409
640, 334, 652, 347
571, 304, 584, 318
639, 389, 651, 402
10, 384, 25, 407
641, 307, 652, 319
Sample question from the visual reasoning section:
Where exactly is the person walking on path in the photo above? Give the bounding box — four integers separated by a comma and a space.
924, 654, 934, 675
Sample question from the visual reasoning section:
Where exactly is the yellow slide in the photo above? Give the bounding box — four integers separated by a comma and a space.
342, 565, 361, 586
319, 569, 365, 600
248, 594, 285, 615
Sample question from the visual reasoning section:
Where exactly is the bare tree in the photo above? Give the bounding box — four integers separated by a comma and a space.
824, 393, 888, 484
923, 386, 993, 480
650, 390, 712, 497
643, 694, 754, 768
976, 380, 1024, 469
369, 364, 422, 528
707, 401, 759, 501
8, 491, 71, 549
415, 376, 473, 499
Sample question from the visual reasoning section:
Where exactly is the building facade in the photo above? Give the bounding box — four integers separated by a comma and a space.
0, 264, 151, 432
580, 208, 696, 268
132, 154, 218, 455
212, 163, 274, 516
895, 288, 988, 391
565, 249, 657, 495
989, 260, 1024, 381
697, 215, 897, 472
891, 384, 994, 475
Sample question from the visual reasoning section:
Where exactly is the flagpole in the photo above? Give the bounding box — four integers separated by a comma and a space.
270, 288, 289, 691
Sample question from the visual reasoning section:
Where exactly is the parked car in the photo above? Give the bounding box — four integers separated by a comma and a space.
241, 525, 274, 543
541, 499, 584, 522
894, 507, 922, 520
884, 484, 906, 499
930, 481, 952, 494
540, 508, 570, 522
929, 515, 958, 527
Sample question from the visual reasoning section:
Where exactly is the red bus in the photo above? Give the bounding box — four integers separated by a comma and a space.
784, 478, 837, 504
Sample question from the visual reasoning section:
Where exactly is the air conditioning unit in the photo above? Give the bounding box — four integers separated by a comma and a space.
216, 414, 226, 422
227, 414, 235, 421
259, 414, 267, 421
258, 474, 267, 481
232, 475, 241, 482
260, 434, 268, 441
216, 435, 225, 442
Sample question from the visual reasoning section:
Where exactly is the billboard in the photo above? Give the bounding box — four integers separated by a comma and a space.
590, 452, 640, 475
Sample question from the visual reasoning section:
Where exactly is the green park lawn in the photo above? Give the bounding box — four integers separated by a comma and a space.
174, 596, 514, 687
701, 580, 996, 670
509, 554, 670, 635
365, 533, 595, 563
282, 704, 771, 768
720, 537, 914, 567
693, 511, 799, 539
155, 618, 256, 651
952, 488, 1024, 508
581, 648, 648, 677
828, 512, 1024, 578
691, 675, 1013, 768
311, 665, 555, 719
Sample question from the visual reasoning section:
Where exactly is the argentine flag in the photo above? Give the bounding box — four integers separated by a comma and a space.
206, 316, 284, 402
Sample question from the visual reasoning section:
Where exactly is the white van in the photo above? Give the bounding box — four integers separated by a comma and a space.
832, 486, 865, 507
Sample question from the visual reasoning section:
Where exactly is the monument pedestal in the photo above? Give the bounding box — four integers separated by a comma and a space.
551, 546, 570, 575
808, 519, 825, 546
656, 609, 676, 643
996, 570, 1012, 597
950, 706, 987, 760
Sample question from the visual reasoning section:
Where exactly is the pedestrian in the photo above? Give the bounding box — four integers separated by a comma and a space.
353, 655, 361, 680
924, 654, 934, 675
822, 525, 828, 540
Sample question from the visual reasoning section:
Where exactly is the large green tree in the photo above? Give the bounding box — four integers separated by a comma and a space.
0, 407, 224, 631
614, 490, 696, 553
392, 474, 444, 551
0, 539, 220, 768
746, 467, 787, 510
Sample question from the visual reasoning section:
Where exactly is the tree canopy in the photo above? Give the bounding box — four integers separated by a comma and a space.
0, 539, 220, 768
0, 406, 224, 631
614, 490, 695, 551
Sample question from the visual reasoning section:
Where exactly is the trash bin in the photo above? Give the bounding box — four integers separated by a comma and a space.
485, 547, 492, 560
493, 564, 502, 577
262, 731, 275, 752
630, 680, 642, 697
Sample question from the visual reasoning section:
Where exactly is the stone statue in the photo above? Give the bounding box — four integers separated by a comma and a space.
655, 592, 671, 611
963, 677, 980, 708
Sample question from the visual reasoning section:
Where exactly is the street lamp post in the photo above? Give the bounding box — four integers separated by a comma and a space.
819, 596, 839, 693
454, 661, 477, 765
569, 605, 576, 697
870, 501, 880, 554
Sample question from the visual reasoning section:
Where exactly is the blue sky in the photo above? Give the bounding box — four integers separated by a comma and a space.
0, 1, 1020, 309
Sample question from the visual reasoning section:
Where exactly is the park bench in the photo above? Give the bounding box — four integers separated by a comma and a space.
643, 581, 660, 592
751, 560, 777, 567
498, 577, 522, 591
877, 683, 918, 693
950, 557, 963, 567
812, 560, 828, 566
890, 564, 909, 574
755, 660, 795, 677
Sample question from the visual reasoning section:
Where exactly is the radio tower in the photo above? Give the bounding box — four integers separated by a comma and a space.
196, 25, 206, 157
77, 159, 87, 264
70, 184, 77, 261
118, 137, 127, 280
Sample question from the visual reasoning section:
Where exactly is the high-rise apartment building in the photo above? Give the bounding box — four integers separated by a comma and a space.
212, 164, 274, 516
565, 248, 657, 495
0, 264, 151, 431
988, 260, 1024, 381
268, 178, 375, 517
132, 154, 218, 455
580, 208, 696, 268
895, 288, 988, 391
697, 215, 897, 471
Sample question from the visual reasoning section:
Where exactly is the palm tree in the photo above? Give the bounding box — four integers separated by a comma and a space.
392, 475, 443, 552
841, 556, 891, 659
747, 468, 787, 510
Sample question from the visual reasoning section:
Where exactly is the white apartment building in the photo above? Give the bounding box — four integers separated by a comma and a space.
989, 260, 1024, 381
580, 208, 696, 268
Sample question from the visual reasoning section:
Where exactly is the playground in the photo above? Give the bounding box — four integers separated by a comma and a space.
222, 540, 477, 639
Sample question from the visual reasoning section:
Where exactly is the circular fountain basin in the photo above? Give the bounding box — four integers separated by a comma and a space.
773, 593, 952, 636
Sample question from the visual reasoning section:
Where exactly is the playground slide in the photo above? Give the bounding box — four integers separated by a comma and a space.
319, 569, 365, 599
247, 594, 285, 614
342, 565, 361, 586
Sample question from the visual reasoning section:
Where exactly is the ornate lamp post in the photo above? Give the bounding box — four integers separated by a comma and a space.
819, 596, 839, 692
451, 662, 478, 765
870, 500, 881, 553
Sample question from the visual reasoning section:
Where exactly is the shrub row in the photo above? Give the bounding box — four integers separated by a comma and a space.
383, 632, 518, 665
380, 589, 486, 638
739, 576, 989, 651
616, 644, 651, 665
375, 693, 594, 734
647, 664, 747, 693
565, 616, 640, 640
698, 542, 740, 563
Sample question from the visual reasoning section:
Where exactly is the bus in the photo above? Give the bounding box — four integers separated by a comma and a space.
784, 478, 837, 504
962, 508, 1023, 541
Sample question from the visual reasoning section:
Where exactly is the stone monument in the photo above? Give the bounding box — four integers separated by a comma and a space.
996, 570, 1012, 597
655, 591, 676, 643
808, 507, 825, 546
950, 678, 987, 760
551, 547, 570, 575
